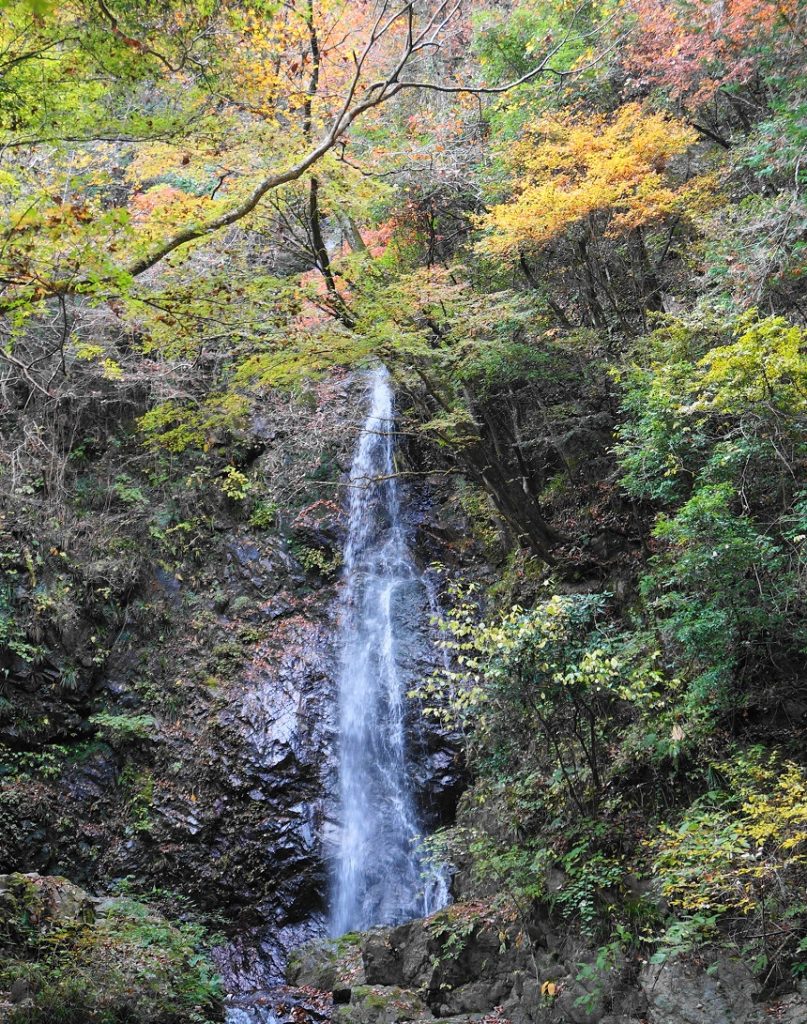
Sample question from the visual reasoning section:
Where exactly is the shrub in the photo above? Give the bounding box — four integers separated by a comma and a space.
616, 310, 807, 719
218, 466, 251, 501
89, 711, 156, 744
248, 499, 278, 529
652, 749, 807, 982
0, 880, 223, 1024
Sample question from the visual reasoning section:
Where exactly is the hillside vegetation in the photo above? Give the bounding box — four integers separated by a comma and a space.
0, 0, 806, 1020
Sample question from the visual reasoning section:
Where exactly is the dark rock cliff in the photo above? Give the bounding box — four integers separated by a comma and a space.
0, 372, 466, 1002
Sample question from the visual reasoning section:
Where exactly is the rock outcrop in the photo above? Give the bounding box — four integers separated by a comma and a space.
290, 907, 807, 1024
0, 872, 224, 1022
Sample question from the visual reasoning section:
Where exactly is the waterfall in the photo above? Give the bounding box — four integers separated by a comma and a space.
330, 366, 447, 935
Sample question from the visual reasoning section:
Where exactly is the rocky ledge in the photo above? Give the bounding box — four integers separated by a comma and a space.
288, 903, 807, 1024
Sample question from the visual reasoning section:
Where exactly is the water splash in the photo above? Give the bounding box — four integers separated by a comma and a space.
330, 366, 447, 935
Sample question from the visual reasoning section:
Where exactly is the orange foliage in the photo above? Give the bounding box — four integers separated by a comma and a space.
624, 0, 800, 104
362, 219, 395, 258
129, 185, 186, 223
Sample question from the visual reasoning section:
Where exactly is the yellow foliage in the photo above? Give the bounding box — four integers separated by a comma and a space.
74, 344, 105, 362
72, 344, 123, 380
102, 358, 124, 381
693, 313, 807, 415
653, 752, 807, 918
477, 103, 704, 259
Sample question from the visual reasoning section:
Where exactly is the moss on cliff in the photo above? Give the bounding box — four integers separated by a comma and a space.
0, 873, 223, 1024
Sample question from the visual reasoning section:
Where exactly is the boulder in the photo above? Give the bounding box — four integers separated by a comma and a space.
640, 958, 758, 1024
0, 872, 95, 935
334, 985, 430, 1024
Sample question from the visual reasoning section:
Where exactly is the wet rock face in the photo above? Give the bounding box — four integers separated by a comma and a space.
211, 594, 338, 987
0, 512, 462, 991
0, 527, 344, 986
227, 536, 304, 600
0, 656, 95, 749
217, 920, 326, 994
0, 376, 470, 1001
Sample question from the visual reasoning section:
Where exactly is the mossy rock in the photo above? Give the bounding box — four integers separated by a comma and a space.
334, 985, 430, 1024
0, 874, 223, 1024
288, 932, 365, 989
0, 873, 95, 950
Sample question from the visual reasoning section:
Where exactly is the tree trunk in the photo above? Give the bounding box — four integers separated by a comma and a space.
519, 252, 572, 328
631, 226, 665, 318
575, 237, 607, 328
308, 176, 354, 328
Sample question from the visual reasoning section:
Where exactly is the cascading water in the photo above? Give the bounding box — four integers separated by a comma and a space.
330, 366, 447, 936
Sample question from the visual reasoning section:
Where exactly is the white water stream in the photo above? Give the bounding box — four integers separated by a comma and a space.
330, 367, 447, 935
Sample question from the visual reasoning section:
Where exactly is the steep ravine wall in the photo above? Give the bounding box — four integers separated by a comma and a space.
4, 370, 805, 1024
0, 371, 467, 1008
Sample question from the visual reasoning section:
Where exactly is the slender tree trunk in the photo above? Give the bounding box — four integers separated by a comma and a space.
461, 441, 563, 559
519, 251, 572, 328
338, 214, 367, 252
302, 2, 354, 328
575, 237, 607, 328
631, 226, 664, 319
308, 176, 355, 327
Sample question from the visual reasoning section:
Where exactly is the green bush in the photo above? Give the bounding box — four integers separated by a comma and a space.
0, 882, 223, 1024
248, 499, 279, 529
616, 310, 807, 719
642, 482, 793, 710
89, 711, 156, 743
0, 587, 41, 668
